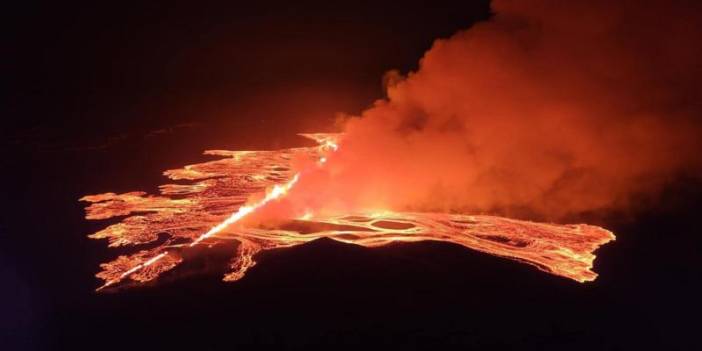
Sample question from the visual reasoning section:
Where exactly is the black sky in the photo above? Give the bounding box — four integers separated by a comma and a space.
5, 1, 490, 148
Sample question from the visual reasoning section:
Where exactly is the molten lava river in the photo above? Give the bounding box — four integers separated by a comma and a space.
81, 134, 615, 290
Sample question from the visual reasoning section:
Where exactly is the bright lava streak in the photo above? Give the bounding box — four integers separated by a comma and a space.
97, 251, 169, 291
95, 172, 301, 289
189, 173, 300, 247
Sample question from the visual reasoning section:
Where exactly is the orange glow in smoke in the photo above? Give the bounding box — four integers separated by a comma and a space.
82, 134, 614, 290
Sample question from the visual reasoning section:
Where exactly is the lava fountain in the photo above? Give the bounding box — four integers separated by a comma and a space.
81, 134, 614, 291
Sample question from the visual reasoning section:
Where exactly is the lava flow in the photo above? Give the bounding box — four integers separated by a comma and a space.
81, 134, 614, 290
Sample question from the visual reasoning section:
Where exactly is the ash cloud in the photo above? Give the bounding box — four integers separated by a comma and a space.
288, 0, 702, 220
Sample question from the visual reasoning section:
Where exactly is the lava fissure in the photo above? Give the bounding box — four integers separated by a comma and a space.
82, 134, 614, 290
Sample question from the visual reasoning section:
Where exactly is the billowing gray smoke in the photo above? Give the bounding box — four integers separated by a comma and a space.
283, 0, 702, 221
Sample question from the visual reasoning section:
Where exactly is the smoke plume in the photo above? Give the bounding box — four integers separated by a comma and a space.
283, 0, 702, 221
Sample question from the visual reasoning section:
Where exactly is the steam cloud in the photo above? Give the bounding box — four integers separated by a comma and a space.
282, 0, 702, 221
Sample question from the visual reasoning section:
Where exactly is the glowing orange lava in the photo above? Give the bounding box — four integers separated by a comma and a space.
82, 134, 614, 290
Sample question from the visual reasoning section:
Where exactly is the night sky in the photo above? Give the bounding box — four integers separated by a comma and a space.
3, 1, 701, 350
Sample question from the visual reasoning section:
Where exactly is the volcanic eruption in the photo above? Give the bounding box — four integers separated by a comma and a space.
82, 134, 614, 290
82, 0, 702, 291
